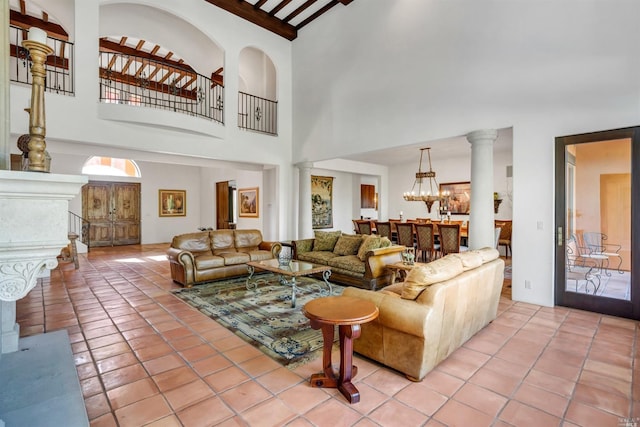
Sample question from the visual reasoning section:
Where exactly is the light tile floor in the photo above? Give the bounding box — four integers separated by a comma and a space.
16, 244, 640, 427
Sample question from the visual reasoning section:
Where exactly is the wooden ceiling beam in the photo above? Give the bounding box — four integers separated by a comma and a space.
135, 39, 145, 50
100, 39, 195, 73
9, 9, 68, 40
269, 0, 293, 16
295, 0, 337, 30
204, 0, 297, 41
283, 0, 317, 23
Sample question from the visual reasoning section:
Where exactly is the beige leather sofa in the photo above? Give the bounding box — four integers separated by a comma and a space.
291, 231, 406, 290
343, 247, 504, 381
167, 229, 281, 287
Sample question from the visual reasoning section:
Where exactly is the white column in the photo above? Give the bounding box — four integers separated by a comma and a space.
467, 129, 498, 249
297, 162, 314, 239
0, 0, 9, 170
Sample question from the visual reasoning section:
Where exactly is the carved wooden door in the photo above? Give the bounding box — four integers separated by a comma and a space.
82, 181, 141, 247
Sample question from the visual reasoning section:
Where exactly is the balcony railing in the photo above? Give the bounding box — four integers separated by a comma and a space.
99, 51, 224, 124
238, 92, 277, 135
9, 25, 74, 95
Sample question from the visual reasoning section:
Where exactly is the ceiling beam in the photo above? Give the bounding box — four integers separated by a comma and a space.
9, 9, 68, 40
99, 68, 199, 101
269, 0, 293, 16
283, 0, 317, 23
204, 0, 297, 41
100, 39, 195, 73
296, 0, 337, 30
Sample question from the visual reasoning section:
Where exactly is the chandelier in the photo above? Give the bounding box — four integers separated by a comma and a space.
402, 147, 449, 213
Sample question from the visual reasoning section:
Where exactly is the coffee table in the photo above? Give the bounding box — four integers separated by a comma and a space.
302, 296, 379, 404
246, 259, 332, 308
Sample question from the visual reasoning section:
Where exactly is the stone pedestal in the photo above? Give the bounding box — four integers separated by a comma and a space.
0, 170, 87, 354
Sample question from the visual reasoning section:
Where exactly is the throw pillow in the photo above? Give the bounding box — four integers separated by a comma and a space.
333, 235, 364, 256
379, 237, 392, 248
313, 230, 342, 251
357, 235, 381, 261
401, 256, 464, 300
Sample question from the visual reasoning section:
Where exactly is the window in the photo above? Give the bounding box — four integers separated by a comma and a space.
82, 156, 141, 177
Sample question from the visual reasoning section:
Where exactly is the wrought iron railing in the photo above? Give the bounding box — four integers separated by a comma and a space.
68, 211, 90, 251
99, 51, 224, 123
9, 25, 75, 95
238, 92, 277, 135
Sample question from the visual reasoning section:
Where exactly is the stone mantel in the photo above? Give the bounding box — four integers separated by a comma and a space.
0, 170, 87, 353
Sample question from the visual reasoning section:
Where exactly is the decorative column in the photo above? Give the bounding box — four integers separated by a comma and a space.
22, 27, 53, 172
297, 162, 314, 239
466, 129, 498, 249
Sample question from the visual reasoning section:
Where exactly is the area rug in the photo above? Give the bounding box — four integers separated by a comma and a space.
173, 273, 344, 368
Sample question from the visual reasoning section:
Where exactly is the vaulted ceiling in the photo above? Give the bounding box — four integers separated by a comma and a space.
205, 0, 355, 40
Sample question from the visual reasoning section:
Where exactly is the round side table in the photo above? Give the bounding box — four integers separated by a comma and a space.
302, 296, 379, 404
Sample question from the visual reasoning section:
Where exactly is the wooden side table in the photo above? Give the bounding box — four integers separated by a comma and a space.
302, 296, 379, 404
386, 261, 417, 283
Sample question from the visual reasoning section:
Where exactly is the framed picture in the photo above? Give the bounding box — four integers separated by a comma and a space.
238, 187, 259, 217
159, 189, 186, 217
311, 175, 333, 229
439, 181, 471, 215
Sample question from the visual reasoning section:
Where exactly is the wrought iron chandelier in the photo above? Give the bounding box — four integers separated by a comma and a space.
402, 147, 449, 213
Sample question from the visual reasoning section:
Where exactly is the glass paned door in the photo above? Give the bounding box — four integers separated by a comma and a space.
555, 127, 639, 319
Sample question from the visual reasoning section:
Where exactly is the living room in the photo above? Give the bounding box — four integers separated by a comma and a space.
1, 0, 639, 424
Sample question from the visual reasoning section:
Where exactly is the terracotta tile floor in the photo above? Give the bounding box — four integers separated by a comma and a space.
16, 244, 639, 426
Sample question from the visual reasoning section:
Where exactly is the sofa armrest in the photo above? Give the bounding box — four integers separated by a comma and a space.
166, 247, 196, 286
342, 287, 431, 337
291, 239, 315, 259
363, 245, 405, 279
259, 241, 282, 258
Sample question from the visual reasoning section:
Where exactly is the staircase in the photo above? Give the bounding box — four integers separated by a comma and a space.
59, 212, 90, 269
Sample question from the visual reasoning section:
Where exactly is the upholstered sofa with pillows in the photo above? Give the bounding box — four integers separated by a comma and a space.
291, 231, 406, 290
342, 247, 504, 381
167, 229, 281, 287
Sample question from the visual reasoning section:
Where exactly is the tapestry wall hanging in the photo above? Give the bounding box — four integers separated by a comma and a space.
311, 175, 333, 229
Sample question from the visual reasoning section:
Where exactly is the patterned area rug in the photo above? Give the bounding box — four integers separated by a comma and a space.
173, 273, 344, 368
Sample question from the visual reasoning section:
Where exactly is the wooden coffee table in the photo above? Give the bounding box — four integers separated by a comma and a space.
246, 259, 332, 308
302, 296, 379, 404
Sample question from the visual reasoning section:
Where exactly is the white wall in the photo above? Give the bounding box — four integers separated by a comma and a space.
9, 0, 296, 240
292, 0, 640, 307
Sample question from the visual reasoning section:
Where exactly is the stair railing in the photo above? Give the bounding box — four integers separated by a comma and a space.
68, 211, 90, 251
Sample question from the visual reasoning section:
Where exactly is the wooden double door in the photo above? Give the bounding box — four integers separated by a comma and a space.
82, 181, 141, 247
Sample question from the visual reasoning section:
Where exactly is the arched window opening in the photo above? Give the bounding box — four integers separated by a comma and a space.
82, 156, 141, 177
238, 47, 277, 135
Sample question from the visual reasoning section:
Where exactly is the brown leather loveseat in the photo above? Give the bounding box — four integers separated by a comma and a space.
167, 229, 281, 287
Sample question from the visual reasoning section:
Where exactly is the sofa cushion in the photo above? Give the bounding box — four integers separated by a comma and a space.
249, 250, 273, 262
235, 229, 263, 252
194, 254, 225, 269
328, 255, 366, 274
218, 251, 251, 265
334, 235, 363, 256
450, 251, 484, 271
171, 232, 212, 255
357, 235, 381, 261
401, 255, 464, 300
298, 251, 338, 264
471, 247, 500, 263
313, 230, 342, 251
211, 230, 236, 254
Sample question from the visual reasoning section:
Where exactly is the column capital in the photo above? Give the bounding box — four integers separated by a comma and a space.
296, 161, 314, 170
466, 129, 498, 145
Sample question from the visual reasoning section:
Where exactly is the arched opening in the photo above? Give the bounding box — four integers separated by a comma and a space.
238, 47, 277, 135
82, 156, 141, 177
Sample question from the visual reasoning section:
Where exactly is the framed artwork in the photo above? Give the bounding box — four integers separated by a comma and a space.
311, 175, 333, 229
238, 187, 259, 217
439, 181, 471, 215
159, 189, 186, 217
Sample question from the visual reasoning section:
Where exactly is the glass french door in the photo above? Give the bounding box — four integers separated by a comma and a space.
555, 127, 639, 319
